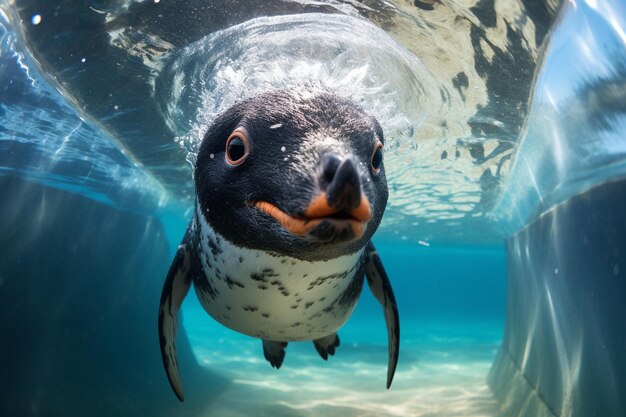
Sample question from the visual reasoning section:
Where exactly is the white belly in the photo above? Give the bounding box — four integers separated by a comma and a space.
194, 211, 364, 341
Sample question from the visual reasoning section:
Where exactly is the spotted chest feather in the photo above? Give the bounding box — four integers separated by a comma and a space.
191, 206, 365, 341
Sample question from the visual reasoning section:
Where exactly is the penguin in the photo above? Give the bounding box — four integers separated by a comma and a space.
158, 84, 399, 401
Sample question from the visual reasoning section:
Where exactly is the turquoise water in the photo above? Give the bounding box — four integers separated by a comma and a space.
181, 243, 506, 416
1, 0, 626, 416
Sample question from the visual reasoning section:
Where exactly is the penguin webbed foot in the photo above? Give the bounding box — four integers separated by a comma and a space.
314, 333, 340, 360
263, 340, 288, 369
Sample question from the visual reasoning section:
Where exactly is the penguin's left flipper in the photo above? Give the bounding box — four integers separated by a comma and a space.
158, 238, 193, 402
364, 241, 400, 389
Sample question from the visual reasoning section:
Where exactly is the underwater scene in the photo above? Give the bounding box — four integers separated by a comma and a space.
1, 0, 625, 416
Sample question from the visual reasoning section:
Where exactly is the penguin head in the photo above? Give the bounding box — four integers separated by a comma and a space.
194, 85, 388, 261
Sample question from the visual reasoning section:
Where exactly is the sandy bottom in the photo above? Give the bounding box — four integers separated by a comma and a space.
183, 298, 504, 417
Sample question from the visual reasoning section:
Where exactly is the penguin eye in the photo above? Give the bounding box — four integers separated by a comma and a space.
371, 142, 383, 173
225, 128, 250, 166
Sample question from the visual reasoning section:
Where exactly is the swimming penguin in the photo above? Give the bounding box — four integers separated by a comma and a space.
158, 85, 399, 401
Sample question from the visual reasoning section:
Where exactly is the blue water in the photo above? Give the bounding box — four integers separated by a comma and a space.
1, 0, 625, 416
181, 243, 506, 416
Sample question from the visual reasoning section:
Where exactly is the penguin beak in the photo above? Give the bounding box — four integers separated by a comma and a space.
253, 194, 371, 241
253, 155, 372, 242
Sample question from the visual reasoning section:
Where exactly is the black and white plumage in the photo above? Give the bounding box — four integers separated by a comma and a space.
158, 85, 399, 401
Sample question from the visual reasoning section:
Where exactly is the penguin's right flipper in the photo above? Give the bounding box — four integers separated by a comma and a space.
158, 239, 193, 402
364, 241, 400, 389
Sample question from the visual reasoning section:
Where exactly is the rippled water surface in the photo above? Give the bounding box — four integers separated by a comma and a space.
1, 0, 566, 244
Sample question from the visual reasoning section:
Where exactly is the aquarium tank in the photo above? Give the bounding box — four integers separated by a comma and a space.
1, 0, 625, 416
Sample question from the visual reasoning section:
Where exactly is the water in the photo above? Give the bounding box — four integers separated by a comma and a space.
180, 244, 506, 416
1, 0, 625, 416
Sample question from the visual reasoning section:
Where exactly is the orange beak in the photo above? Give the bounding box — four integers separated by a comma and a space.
253, 192, 372, 240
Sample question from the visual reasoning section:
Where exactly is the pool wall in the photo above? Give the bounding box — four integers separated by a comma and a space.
0, 176, 222, 417
489, 179, 626, 417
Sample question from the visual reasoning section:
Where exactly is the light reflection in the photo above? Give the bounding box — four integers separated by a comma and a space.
492, 0, 626, 235
491, 174, 626, 417
185, 312, 503, 417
